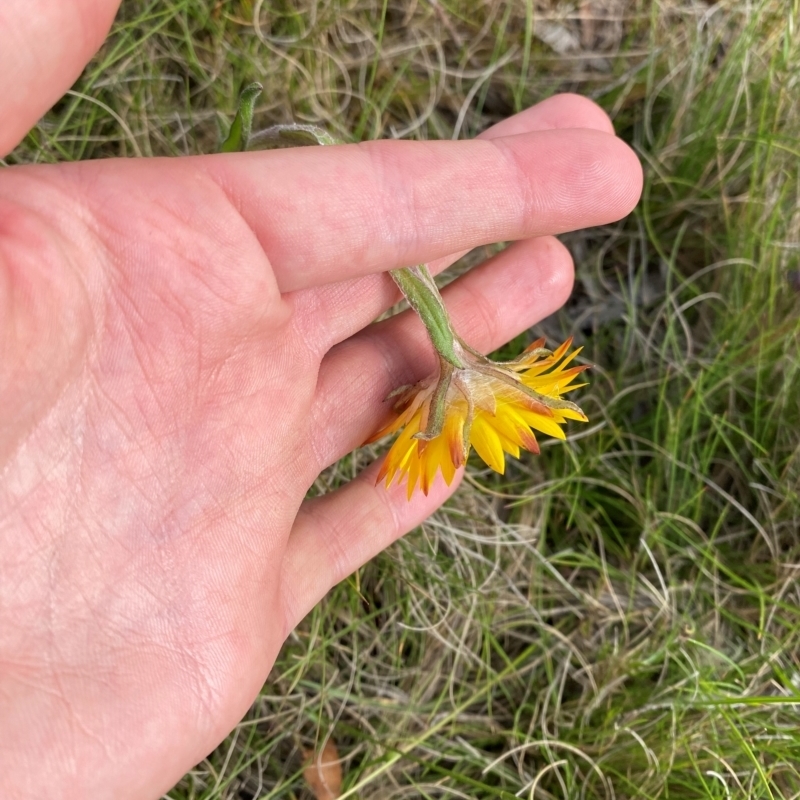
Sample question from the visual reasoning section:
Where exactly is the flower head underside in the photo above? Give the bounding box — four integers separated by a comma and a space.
368, 338, 589, 499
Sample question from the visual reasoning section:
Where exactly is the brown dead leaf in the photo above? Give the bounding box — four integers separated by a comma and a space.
303, 739, 342, 800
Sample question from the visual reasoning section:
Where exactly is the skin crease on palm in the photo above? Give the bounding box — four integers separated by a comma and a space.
0, 1, 643, 798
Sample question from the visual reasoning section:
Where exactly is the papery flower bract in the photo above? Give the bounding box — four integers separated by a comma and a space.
368, 338, 589, 499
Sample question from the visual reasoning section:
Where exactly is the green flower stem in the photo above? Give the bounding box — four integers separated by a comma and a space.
388, 266, 464, 368
220, 91, 465, 369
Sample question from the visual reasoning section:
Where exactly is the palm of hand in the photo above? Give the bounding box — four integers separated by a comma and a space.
3, 152, 437, 791
0, 6, 642, 797
2, 157, 311, 789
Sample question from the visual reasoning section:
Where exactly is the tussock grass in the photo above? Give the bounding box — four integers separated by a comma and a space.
12, 1, 800, 797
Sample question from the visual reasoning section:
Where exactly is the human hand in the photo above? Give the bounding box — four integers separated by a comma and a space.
0, 2, 642, 797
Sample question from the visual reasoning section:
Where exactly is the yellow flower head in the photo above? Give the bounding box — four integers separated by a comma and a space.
368, 338, 589, 499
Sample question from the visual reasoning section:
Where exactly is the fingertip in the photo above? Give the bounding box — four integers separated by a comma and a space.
492, 128, 643, 233
541, 93, 616, 135
534, 236, 575, 312
603, 133, 644, 220
481, 93, 616, 139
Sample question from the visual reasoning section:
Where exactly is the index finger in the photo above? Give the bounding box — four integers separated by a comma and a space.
202, 128, 642, 293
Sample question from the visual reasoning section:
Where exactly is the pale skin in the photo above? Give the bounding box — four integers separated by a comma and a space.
0, 2, 643, 797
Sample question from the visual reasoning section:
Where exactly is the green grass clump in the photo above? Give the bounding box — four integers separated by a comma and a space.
11, 1, 800, 797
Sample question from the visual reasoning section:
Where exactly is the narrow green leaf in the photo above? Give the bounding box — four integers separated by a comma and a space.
220, 82, 263, 153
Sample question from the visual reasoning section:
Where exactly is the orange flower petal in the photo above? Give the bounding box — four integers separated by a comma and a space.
371, 338, 588, 498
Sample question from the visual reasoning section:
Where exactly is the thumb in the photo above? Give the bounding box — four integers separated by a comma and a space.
0, 0, 121, 157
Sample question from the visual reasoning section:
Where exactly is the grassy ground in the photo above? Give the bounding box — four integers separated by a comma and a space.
11, 0, 800, 797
